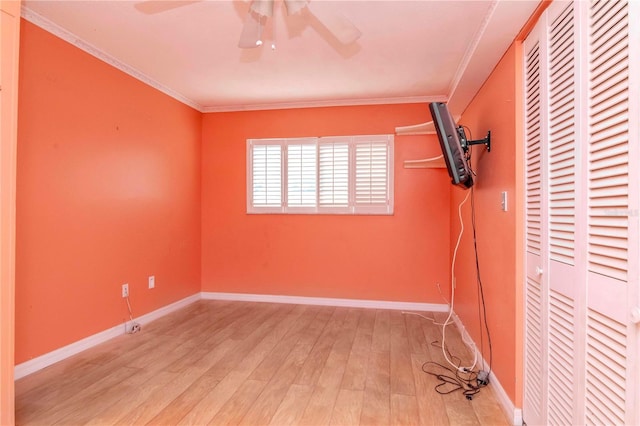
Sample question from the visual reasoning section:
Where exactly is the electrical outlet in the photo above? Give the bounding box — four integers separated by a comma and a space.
122, 283, 129, 298
148, 275, 155, 289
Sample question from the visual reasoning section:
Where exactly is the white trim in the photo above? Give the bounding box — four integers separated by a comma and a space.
448, 0, 499, 100
451, 312, 523, 426
201, 292, 448, 312
19, 4, 443, 115
201, 96, 444, 113
247, 135, 395, 215
447, 0, 540, 116
14, 294, 200, 380
20, 5, 203, 112
13, 292, 447, 380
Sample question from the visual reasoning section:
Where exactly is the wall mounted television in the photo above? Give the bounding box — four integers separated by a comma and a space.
429, 102, 491, 189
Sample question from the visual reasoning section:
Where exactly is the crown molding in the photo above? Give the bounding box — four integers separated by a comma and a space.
20, 5, 204, 112
447, 0, 539, 116
447, 0, 499, 104
20, 5, 447, 114
201, 95, 446, 113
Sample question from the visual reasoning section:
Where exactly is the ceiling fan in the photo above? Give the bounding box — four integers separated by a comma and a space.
135, 0, 362, 49
239, 0, 362, 48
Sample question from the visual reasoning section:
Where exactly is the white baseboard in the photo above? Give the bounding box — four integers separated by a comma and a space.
201, 292, 449, 312
451, 312, 522, 426
14, 293, 200, 380
14, 292, 447, 380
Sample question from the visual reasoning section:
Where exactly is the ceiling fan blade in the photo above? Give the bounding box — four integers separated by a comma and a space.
249, 0, 275, 18
134, 0, 200, 15
306, 3, 361, 45
283, 0, 308, 16
238, 12, 263, 48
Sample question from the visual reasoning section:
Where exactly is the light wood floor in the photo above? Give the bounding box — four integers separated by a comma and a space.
15, 300, 509, 425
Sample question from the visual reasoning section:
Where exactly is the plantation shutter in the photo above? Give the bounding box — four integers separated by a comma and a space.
318, 140, 349, 208
248, 135, 393, 214
287, 142, 317, 207
251, 144, 282, 208
353, 136, 392, 207
522, 1, 639, 425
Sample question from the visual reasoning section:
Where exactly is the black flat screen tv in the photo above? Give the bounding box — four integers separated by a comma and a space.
429, 102, 474, 189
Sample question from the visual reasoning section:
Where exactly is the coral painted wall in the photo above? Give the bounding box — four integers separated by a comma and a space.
15, 21, 202, 363
201, 105, 451, 303
451, 42, 522, 404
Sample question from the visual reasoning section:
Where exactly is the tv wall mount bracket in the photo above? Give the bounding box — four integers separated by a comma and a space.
458, 128, 491, 153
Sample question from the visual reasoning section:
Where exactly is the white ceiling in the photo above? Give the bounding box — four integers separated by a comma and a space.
21, 0, 539, 115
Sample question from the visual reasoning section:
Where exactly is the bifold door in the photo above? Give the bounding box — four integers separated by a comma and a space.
523, 1, 639, 424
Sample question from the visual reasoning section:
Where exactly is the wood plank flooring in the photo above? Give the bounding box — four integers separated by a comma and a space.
15, 300, 510, 425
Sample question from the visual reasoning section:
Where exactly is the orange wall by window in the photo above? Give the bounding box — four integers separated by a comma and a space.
15, 21, 202, 363
450, 42, 522, 404
201, 105, 452, 303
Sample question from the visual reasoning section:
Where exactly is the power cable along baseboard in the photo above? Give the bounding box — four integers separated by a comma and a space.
418, 152, 493, 401
125, 295, 141, 334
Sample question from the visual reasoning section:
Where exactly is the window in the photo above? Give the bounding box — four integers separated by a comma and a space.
247, 135, 394, 214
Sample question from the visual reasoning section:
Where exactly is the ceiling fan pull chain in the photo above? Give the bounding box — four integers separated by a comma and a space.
271, 11, 277, 50
256, 14, 264, 46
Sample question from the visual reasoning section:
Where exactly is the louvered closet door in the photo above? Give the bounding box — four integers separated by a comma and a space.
523, 1, 639, 425
583, 1, 638, 423
523, 17, 548, 426
545, 3, 583, 425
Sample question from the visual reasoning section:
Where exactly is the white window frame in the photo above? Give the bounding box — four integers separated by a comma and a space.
247, 135, 394, 215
